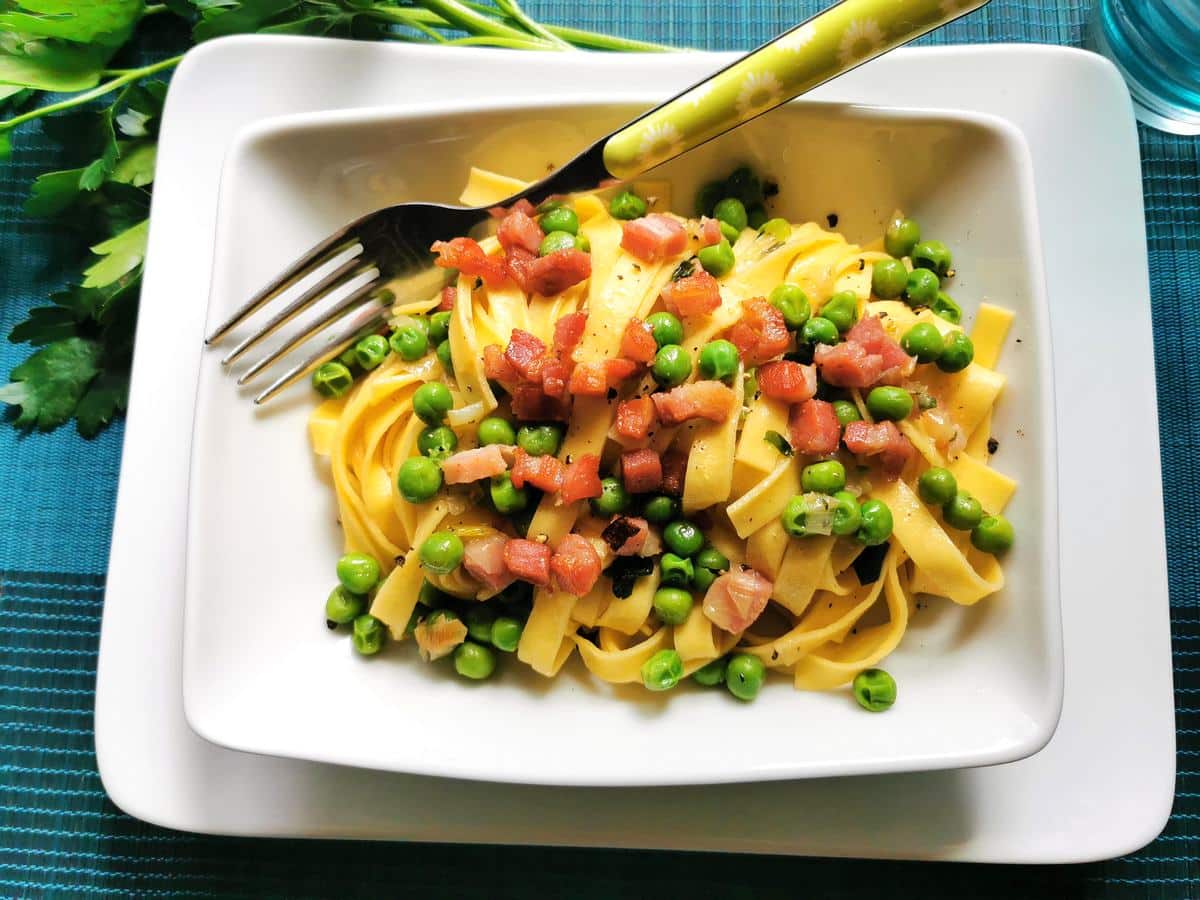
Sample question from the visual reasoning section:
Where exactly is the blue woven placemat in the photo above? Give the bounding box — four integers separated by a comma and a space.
1, 1, 1197, 895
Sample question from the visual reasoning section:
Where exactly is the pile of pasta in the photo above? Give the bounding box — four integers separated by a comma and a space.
308, 167, 1015, 693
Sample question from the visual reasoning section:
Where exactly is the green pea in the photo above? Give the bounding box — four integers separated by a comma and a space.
641, 649, 685, 692
609, 190, 647, 221
911, 239, 952, 277
478, 416, 516, 447
491, 616, 524, 652
663, 520, 704, 557
937, 331, 974, 373
832, 400, 862, 427
715, 220, 737, 244
942, 492, 983, 531
866, 386, 913, 422
885, 217, 921, 258
436, 339, 454, 376
388, 325, 428, 362
574, 233, 591, 253
695, 547, 729, 574
337, 347, 361, 371
725, 653, 766, 701
713, 197, 748, 232
693, 566, 716, 593
853, 667, 896, 711
822, 291, 860, 333
539, 230, 577, 257
901, 322, 944, 363
780, 494, 819, 538
693, 657, 727, 687
659, 553, 695, 588
352, 614, 386, 656
417, 425, 458, 461
769, 283, 811, 331
905, 268, 940, 307
642, 494, 679, 525
932, 291, 962, 325
830, 491, 862, 536
313, 361, 354, 398
419, 530, 464, 575
516, 423, 563, 456
353, 334, 389, 371
428, 311, 452, 344
535, 198, 565, 215
413, 382, 453, 424
646, 311, 684, 348
490, 472, 528, 514
539, 206, 579, 236
591, 477, 631, 517
697, 238, 735, 278
653, 586, 694, 626
971, 515, 1014, 554
652, 344, 693, 388
396, 456, 443, 503
758, 218, 791, 242
695, 180, 724, 217
918, 467, 958, 506
336, 552, 381, 594
856, 499, 894, 546
746, 204, 768, 230
465, 605, 496, 644
801, 316, 839, 346
801, 460, 847, 494
871, 257, 908, 299
698, 340, 740, 383
454, 642, 497, 680
325, 585, 365, 625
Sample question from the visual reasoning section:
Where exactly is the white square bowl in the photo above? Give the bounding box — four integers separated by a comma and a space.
184, 96, 1060, 787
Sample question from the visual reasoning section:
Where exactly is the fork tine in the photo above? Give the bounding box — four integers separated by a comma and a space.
205, 233, 360, 346
236, 276, 386, 386
254, 301, 386, 406
220, 255, 375, 367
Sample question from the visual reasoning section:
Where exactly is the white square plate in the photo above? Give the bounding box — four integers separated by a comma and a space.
184, 99, 1060, 786
96, 37, 1173, 861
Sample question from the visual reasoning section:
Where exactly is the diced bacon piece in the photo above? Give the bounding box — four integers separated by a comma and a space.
462, 534, 515, 593
615, 396, 656, 441
550, 533, 602, 596
483, 344, 520, 383
727, 297, 791, 366
488, 198, 536, 219
843, 420, 916, 480
503, 538, 552, 587
414, 615, 468, 661
497, 208, 544, 255
702, 568, 773, 633
620, 214, 689, 263
540, 359, 570, 399
813, 342, 884, 389
620, 448, 663, 494
699, 216, 722, 247
639, 528, 663, 557
553, 311, 588, 358
441, 445, 510, 485
661, 451, 687, 496
568, 361, 609, 396
559, 453, 602, 504
430, 237, 506, 288
510, 447, 565, 492
789, 399, 841, 456
620, 318, 658, 364
605, 358, 639, 384
660, 270, 722, 318
651, 381, 737, 425
525, 250, 593, 297
845, 315, 912, 371
510, 384, 569, 421
504, 329, 548, 380
603, 515, 650, 556
437, 285, 455, 311
504, 246, 536, 293
757, 360, 817, 403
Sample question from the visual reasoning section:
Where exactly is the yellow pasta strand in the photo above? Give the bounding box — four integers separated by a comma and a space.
518, 589, 578, 677
683, 362, 745, 512
574, 628, 670, 683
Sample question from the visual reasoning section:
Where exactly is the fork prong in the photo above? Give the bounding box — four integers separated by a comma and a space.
254, 301, 386, 406
220, 255, 375, 368
236, 276, 387, 386
205, 234, 360, 347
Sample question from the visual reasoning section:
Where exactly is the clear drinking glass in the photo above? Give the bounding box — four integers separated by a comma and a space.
1089, 0, 1200, 135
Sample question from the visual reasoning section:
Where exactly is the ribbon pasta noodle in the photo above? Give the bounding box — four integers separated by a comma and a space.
307, 165, 1018, 706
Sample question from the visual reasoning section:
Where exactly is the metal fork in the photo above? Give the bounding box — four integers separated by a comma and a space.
206, 0, 990, 404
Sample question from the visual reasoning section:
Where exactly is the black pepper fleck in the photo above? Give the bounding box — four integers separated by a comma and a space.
326, 620, 338, 631
606, 388, 618, 401
826, 213, 839, 228
474, 277, 483, 290
857, 258, 865, 271
763, 179, 780, 198
987, 437, 999, 454
771, 650, 779, 661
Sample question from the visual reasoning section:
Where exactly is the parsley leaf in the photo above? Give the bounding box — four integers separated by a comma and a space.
82, 219, 149, 289
75, 369, 129, 437
0, 337, 101, 431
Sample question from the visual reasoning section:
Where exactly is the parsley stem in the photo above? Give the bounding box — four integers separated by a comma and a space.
0, 55, 184, 133
492, 0, 574, 50
410, 0, 564, 50
143, 3, 168, 15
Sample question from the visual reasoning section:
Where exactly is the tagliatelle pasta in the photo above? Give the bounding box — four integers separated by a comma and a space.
308, 164, 1018, 706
